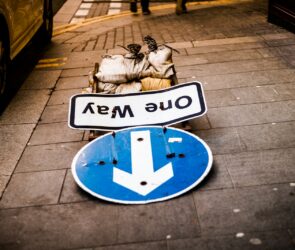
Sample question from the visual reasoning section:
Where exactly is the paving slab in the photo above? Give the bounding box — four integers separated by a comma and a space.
196, 121, 295, 154
64, 51, 104, 69
194, 127, 244, 155
174, 49, 264, 67
21, 69, 61, 90
192, 36, 264, 47
15, 141, 86, 173
116, 194, 200, 243
256, 47, 282, 58
205, 83, 295, 108
186, 42, 267, 55
0, 90, 51, 125
168, 238, 208, 250
194, 184, 295, 236
52, 32, 80, 44
40, 104, 68, 123
48, 88, 81, 105
94, 240, 167, 250
168, 235, 293, 250
275, 45, 295, 56
0, 175, 10, 198
0, 124, 35, 176
173, 55, 208, 66
204, 230, 294, 250
0, 170, 66, 208
222, 148, 295, 187
55, 75, 88, 90
196, 69, 295, 91
265, 38, 295, 47
61, 67, 93, 77
166, 41, 193, 49
207, 100, 295, 128
42, 43, 77, 58
197, 154, 233, 191
237, 121, 295, 151
43, 42, 75, 60
28, 122, 84, 145
284, 55, 295, 67
0, 201, 118, 249
175, 58, 288, 78
59, 169, 90, 203
289, 229, 295, 245
261, 33, 294, 40
65, 30, 108, 45
188, 115, 211, 130
76, 248, 94, 250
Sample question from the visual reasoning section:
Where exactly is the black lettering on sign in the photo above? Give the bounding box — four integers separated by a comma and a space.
97, 105, 109, 115
175, 96, 192, 109
160, 100, 172, 111
111, 105, 134, 118
82, 102, 95, 114
145, 103, 157, 112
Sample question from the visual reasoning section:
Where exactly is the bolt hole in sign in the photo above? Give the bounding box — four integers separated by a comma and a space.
72, 126, 213, 204
69, 82, 207, 131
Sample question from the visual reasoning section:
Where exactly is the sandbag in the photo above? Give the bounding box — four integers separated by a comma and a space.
95, 55, 127, 84
87, 69, 118, 94
141, 77, 171, 91
148, 45, 173, 67
147, 45, 174, 79
97, 82, 118, 94
148, 64, 174, 79
115, 81, 142, 94
124, 53, 152, 80
95, 54, 151, 84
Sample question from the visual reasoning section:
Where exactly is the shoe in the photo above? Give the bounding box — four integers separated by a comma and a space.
176, 8, 182, 15
176, 7, 187, 15
142, 9, 151, 15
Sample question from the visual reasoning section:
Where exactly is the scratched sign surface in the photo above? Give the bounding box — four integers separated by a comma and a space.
72, 126, 213, 204
68, 82, 206, 131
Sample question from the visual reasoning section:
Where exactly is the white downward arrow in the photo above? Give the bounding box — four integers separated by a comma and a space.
113, 130, 174, 196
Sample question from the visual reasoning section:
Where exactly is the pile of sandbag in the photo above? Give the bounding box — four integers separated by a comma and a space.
87, 36, 178, 94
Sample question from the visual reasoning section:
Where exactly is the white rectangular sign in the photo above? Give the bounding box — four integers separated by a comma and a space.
69, 82, 207, 131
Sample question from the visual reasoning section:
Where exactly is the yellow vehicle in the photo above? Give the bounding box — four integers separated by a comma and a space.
0, 0, 53, 101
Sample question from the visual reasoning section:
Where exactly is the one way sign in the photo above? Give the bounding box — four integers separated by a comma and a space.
69, 82, 207, 131
72, 126, 213, 204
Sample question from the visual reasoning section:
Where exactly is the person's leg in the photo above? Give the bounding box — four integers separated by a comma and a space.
141, 0, 150, 14
176, 0, 183, 15
182, 0, 187, 12
130, 0, 138, 13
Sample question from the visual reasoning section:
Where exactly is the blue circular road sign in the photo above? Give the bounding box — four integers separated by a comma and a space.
72, 126, 213, 204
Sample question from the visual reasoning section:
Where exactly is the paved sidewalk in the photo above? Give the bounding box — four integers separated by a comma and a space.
0, 0, 295, 249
